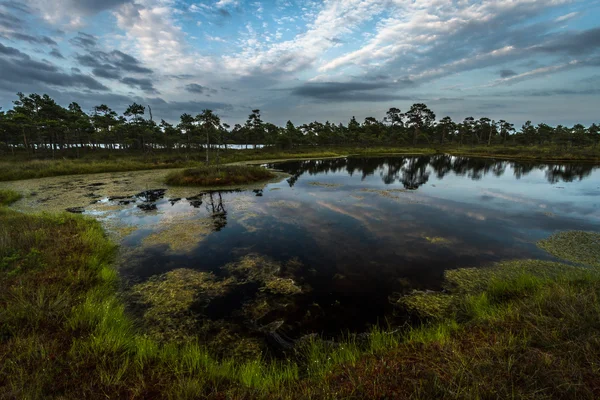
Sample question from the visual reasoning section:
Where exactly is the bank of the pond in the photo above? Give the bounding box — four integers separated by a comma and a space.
1, 145, 599, 181
2, 184, 600, 399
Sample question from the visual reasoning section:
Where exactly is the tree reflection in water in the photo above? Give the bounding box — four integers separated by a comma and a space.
271, 155, 597, 190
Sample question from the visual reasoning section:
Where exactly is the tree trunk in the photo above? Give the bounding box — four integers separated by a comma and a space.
205, 131, 210, 165
22, 127, 29, 155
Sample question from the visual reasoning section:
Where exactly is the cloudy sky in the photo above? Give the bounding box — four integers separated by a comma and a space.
1, 0, 599, 127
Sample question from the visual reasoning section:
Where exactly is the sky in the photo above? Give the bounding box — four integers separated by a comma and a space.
0, 0, 599, 127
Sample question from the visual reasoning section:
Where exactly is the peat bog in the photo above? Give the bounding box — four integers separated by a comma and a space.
6, 155, 600, 353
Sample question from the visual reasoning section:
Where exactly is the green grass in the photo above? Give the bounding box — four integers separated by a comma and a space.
0, 189, 21, 206
1, 144, 599, 181
2, 199, 600, 398
165, 165, 276, 186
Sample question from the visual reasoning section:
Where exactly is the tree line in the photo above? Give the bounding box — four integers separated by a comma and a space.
1, 92, 599, 158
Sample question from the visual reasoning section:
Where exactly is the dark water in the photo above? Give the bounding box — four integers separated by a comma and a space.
97, 156, 600, 340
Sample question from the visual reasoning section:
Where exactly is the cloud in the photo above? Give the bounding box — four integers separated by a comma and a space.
487, 60, 582, 87
0, 42, 25, 58
215, 0, 237, 7
76, 48, 153, 80
317, 0, 575, 85
499, 69, 517, 78
6, 32, 57, 45
185, 83, 218, 95
121, 76, 158, 93
221, 0, 390, 76
0, 49, 109, 91
555, 12, 579, 22
22, 0, 131, 26
532, 27, 600, 55
114, 1, 214, 75
69, 32, 97, 48
49, 48, 64, 59
290, 80, 414, 102
0, 10, 23, 30
1, 1, 32, 13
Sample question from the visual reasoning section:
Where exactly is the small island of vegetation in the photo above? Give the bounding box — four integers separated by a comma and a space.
165, 165, 276, 187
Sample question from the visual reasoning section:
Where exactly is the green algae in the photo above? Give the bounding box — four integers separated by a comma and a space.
131, 269, 233, 342
141, 217, 214, 253
538, 231, 600, 267
400, 292, 456, 319
262, 277, 302, 295
423, 236, 451, 245
223, 253, 282, 283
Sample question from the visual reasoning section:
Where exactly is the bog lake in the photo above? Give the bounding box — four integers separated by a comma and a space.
3, 155, 599, 352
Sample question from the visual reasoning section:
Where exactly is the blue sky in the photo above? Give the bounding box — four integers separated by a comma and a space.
1, 0, 599, 127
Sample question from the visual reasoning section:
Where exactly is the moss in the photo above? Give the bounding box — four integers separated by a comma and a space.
538, 231, 600, 267
165, 165, 275, 187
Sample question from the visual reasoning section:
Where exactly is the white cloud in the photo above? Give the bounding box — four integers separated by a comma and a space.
486, 60, 581, 87
215, 0, 238, 7
113, 0, 215, 77
555, 11, 579, 22
221, 0, 390, 75
319, 0, 572, 74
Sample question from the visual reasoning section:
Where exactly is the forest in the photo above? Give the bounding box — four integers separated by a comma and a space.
1, 92, 599, 156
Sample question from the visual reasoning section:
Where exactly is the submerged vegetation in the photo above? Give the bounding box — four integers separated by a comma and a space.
2, 182, 600, 398
538, 231, 600, 268
165, 165, 276, 187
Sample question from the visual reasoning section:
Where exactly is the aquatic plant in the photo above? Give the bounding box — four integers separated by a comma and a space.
538, 230, 600, 267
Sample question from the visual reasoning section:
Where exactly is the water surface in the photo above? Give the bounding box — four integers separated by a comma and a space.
77, 155, 600, 340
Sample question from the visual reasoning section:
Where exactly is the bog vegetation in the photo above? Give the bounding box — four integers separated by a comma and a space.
165, 165, 276, 186
1, 186, 600, 399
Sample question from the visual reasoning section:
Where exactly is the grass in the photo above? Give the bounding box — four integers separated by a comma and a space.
1, 144, 598, 181
165, 165, 276, 186
0, 189, 21, 206
2, 192, 600, 398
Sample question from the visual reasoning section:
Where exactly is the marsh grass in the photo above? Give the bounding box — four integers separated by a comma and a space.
0, 189, 21, 206
165, 165, 276, 186
2, 200, 600, 399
